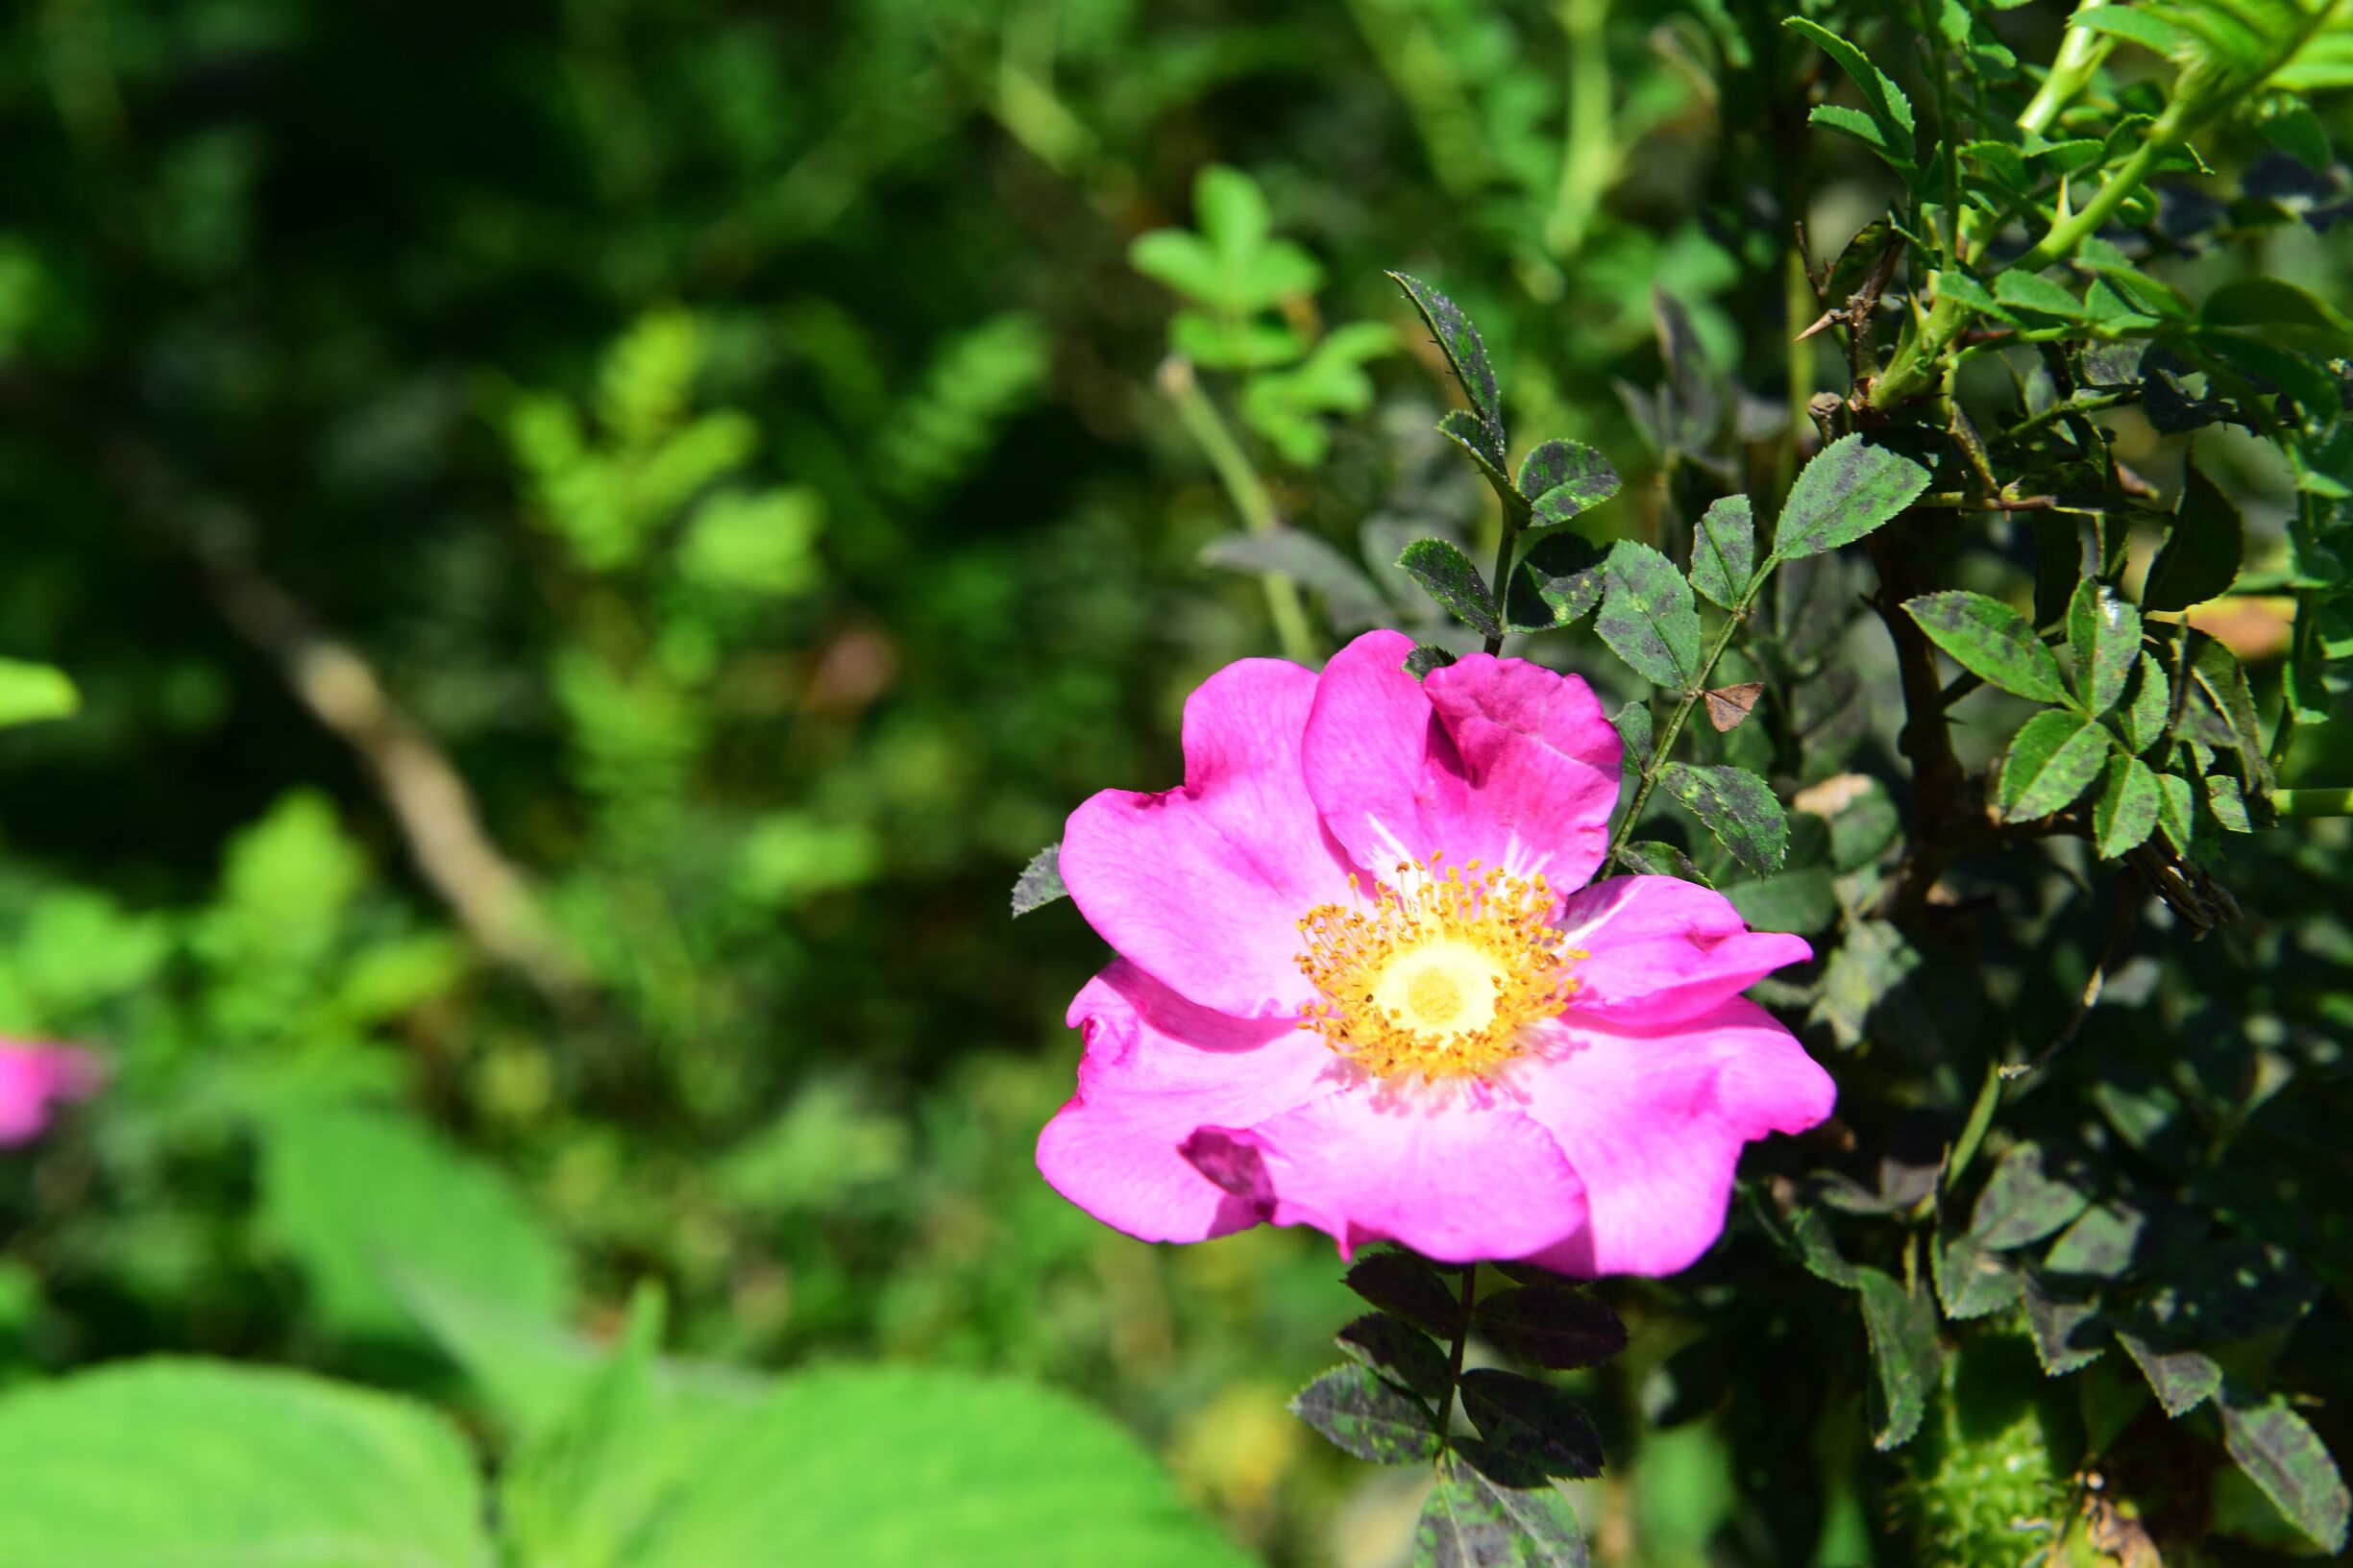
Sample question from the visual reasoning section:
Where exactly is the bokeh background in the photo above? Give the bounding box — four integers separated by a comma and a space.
1, 2, 2348, 1563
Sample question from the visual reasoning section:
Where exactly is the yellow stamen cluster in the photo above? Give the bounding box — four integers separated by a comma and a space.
1294, 855, 1582, 1081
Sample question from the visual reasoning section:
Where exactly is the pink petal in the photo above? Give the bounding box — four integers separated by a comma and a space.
1556, 876, 1813, 1026
1302, 630, 1620, 910
1037, 961, 1341, 1244
1061, 657, 1359, 1018
1511, 1000, 1834, 1276
0, 1041, 100, 1147
1213, 1082, 1589, 1263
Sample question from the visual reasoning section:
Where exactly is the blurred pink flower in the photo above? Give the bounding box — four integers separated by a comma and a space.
1038, 629, 1833, 1274
0, 1041, 100, 1146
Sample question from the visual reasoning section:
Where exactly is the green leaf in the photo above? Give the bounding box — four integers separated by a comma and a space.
1614, 840, 1711, 885
1968, 1141, 2092, 1249
1997, 710, 2108, 821
2116, 1332, 2221, 1417
1993, 269, 2090, 322
1720, 868, 1837, 934
1336, 1311, 1454, 1402
1595, 541, 1703, 689
1399, 538, 1502, 637
1659, 763, 1788, 877
1438, 408, 1521, 502
1011, 844, 1066, 917
1783, 18, 1917, 166
1202, 528, 1388, 631
635, 1365, 1258, 1568
1612, 701, 1654, 770
2071, 4, 2188, 54
1415, 1449, 1591, 1568
1689, 495, 1756, 609
1457, 1370, 1605, 1481
2256, 96, 2333, 170
1346, 1251, 1468, 1338
1810, 104, 1916, 171
1504, 531, 1606, 631
1471, 1285, 1629, 1371
2196, 331, 2342, 421
2221, 1387, 2351, 1555
2022, 1272, 2105, 1375
0, 1359, 488, 1568
2155, 770, 2197, 852
502, 1286, 679, 1568
2145, 464, 2243, 612
2095, 754, 2162, 857
1771, 434, 1932, 561
1389, 273, 1506, 466
1290, 1363, 1442, 1464
1517, 439, 1620, 526
257, 1103, 574, 1344
2068, 581, 2142, 715
0, 658, 80, 728
2193, 639, 2274, 795
2116, 658, 2171, 754
2203, 277, 2353, 349
1902, 591, 2068, 704
1857, 1269, 1939, 1449
1933, 1232, 2024, 1319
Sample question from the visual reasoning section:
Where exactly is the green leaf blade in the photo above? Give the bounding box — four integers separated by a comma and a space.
1998, 711, 2109, 822
1772, 435, 1932, 561
1689, 495, 1756, 609
1659, 763, 1789, 877
1903, 591, 2069, 704
1595, 542, 1703, 690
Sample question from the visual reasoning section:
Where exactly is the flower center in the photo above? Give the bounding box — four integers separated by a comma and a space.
1293, 855, 1582, 1081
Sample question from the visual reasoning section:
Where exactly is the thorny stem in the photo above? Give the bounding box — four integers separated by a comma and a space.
1160, 356, 1318, 665
2016, 9, 2112, 139
1434, 1265, 1478, 1449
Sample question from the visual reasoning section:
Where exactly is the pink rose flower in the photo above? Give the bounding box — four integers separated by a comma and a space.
1037, 629, 1835, 1274
0, 1041, 100, 1147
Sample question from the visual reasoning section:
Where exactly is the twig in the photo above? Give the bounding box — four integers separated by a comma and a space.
2001, 878, 2137, 1080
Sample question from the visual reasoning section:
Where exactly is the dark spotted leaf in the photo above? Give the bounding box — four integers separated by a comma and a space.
1660, 763, 1787, 877
2068, 581, 2143, 716
2138, 1241, 2318, 1343
2044, 1202, 2145, 1279
1438, 409, 1521, 504
1011, 844, 1066, 917
1769, 434, 1932, 561
2144, 463, 2242, 612
1933, 1233, 2024, 1319
1336, 1312, 1452, 1402
2115, 659, 2171, 754
1389, 273, 1506, 466
1516, 440, 1620, 527
1856, 1269, 1939, 1449
1595, 542, 1703, 689
1611, 702, 1654, 770
1688, 495, 1756, 608
1969, 1142, 2092, 1249
1901, 591, 2067, 704
1505, 532, 1606, 631
1471, 1286, 1628, 1371
2022, 1272, 2106, 1374
1998, 710, 2109, 821
1289, 1363, 1440, 1464
1399, 538, 1502, 638
1346, 1252, 1466, 1338
1613, 840, 1710, 885
1406, 644, 1459, 679
1415, 1449, 1590, 1568
2117, 1333, 2221, 1417
1457, 1370, 1603, 1482
2220, 1385, 2350, 1554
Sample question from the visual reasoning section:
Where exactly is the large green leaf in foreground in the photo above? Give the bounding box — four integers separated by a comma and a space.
0, 1359, 488, 1568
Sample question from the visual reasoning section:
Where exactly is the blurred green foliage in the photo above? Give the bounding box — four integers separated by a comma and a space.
0, 0, 2348, 1563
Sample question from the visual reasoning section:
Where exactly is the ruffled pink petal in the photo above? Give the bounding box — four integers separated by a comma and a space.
1037, 961, 1341, 1244
1302, 630, 1620, 911
1511, 999, 1834, 1276
0, 1041, 99, 1146
1061, 658, 1359, 1017
1210, 1081, 1589, 1263
1556, 876, 1813, 1026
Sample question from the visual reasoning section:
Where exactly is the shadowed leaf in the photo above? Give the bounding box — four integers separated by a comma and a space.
1336, 1312, 1453, 1402
1290, 1363, 1440, 1464
1416, 1449, 1591, 1568
1472, 1286, 1628, 1371
1458, 1370, 1604, 1481
1346, 1252, 1467, 1337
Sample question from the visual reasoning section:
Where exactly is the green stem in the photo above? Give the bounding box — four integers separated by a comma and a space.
1606, 570, 1765, 859
1544, 0, 1614, 259
1869, 287, 1972, 412
2011, 110, 2183, 273
2273, 788, 2353, 819
1160, 357, 1317, 665
2017, 11, 2112, 138
1944, 1058, 2004, 1192
1434, 1265, 1478, 1451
